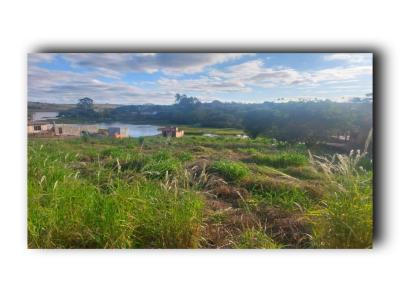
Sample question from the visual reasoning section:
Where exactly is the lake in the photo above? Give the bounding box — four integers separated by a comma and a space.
31, 111, 59, 121
97, 123, 161, 137
30, 111, 161, 137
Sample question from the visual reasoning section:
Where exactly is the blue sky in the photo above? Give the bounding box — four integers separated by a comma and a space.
28, 53, 373, 104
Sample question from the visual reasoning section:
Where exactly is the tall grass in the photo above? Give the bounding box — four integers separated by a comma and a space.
241, 175, 315, 210
308, 151, 373, 248
28, 143, 203, 248
251, 152, 308, 168
234, 229, 282, 249
210, 160, 249, 181
28, 135, 373, 249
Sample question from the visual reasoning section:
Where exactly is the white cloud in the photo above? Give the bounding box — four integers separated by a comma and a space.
28, 54, 373, 104
28, 53, 57, 65
28, 66, 172, 104
29, 53, 252, 75
209, 59, 372, 88
157, 76, 249, 94
323, 53, 372, 64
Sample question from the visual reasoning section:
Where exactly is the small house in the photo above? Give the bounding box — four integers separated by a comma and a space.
28, 121, 53, 135
159, 126, 184, 138
54, 124, 99, 136
108, 127, 129, 138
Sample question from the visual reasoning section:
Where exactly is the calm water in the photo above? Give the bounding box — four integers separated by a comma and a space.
30, 112, 161, 137
32, 111, 59, 121
97, 123, 161, 137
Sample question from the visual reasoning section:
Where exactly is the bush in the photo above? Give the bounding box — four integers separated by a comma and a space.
210, 160, 249, 181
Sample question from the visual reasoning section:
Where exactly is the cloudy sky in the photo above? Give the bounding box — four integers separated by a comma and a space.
28, 53, 373, 104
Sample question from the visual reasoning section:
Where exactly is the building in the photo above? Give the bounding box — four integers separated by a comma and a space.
159, 126, 184, 138
108, 127, 129, 138
54, 124, 98, 136
27, 121, 54, 135
28, 122, 129, 139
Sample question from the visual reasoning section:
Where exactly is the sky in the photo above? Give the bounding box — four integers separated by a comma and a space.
28, 53, 373, 105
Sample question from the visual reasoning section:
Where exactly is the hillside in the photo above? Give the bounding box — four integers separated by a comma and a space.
28, 134, 372, 248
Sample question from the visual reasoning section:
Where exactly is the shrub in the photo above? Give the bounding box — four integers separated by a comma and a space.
210, 160, 249, 181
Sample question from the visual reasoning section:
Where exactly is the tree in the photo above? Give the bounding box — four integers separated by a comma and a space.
175, 94, 200, 107
58, 97, 98, 121
243, 110, 277, 138
77, 97, 94, 111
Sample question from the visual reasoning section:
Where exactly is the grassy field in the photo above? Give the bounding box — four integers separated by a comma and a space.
28, 134, 373, 249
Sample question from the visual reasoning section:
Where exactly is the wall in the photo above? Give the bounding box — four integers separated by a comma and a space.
28, 123, 52, 134
54, 124, 99, 136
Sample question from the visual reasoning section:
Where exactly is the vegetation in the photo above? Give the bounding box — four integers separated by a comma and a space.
28, 134, 373, 249
234, 229, 282, 249
251, 152, 308, 168
28, 101, 120, 112
55, 94, 372, 150
210, 160, 249, 181
308, 151, 373, 248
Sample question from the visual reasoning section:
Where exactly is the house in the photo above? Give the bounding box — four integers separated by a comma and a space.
98, 128, 109, 136
28, 121, 54, 135
159, 126, 184, 138
28, 122, 129, 139
54, 124, 99, 136
108, 127, 129, 138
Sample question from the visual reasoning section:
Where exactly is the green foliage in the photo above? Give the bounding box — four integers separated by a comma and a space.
309, 152, 373, 248
251, 152, 308, 168
357, 156, 373, 171
242, 101, 372, 148
242, 176, 315, 210
28, 142, 203, 248
282, 166, 322, 180
176, 151, 193, 162
28, 133, 373, 249
234, 229, 282, 249
210, 160, 249, 181
142, 158, 182, 179
77, 97, 94, 111
57, 95, 372, 148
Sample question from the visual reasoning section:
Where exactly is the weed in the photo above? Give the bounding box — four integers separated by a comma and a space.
210, 160, 249, 181
308, 151, 373, 248
251, 152, 308, 168
234, 229, 282, 249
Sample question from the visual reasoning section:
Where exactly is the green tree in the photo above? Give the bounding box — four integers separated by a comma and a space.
77, 97, 94, 111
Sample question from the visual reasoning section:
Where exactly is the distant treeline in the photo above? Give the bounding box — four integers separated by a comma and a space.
28, 101, 121, 113
58, 95, 373, 147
